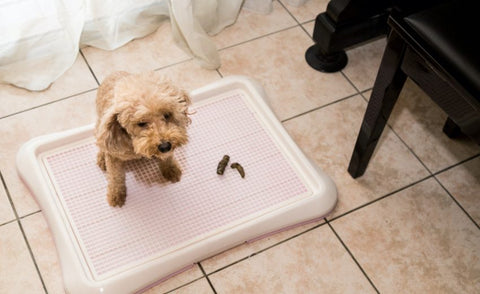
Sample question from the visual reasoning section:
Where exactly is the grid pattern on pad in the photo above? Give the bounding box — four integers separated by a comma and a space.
44, 90, 309, 278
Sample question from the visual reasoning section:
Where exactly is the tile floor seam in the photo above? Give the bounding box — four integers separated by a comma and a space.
384, 115, 480, 178
328, 174, 433, 223
300, 22, 313, 38
432, 174, 480, 230
216, 24, 301, 53
79, 50, 100, 86
15, 220, 49, 294
432, 153, 480, 176
277, 0, 321, 28
277, 0, 310, 31
198, 263, 218, 294
360, 88, 373, 99
0, 210, 41, 228
0, 171, 48, 293
384, 123, 434, 174
0, 56, 216, 121
81, 48, 200, 83
280, 92, 360, 123
152, 57, 195, 72
340, 70, 364, 95
200, 220, 329, 277
326, 220, 380, 294
0, 88, 97, 120
0, 218, 16, 227
162, 276, 205, 294
1, 170, 21, 224
202, 254, 251, 277
19, 209, 43, 220
300, 19, 315, 26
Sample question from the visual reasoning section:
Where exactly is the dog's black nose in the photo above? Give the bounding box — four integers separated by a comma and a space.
158, 142, 172, 153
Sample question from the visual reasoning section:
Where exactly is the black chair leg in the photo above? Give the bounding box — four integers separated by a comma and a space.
442, 117, 462, 138
348, 32, 407, 178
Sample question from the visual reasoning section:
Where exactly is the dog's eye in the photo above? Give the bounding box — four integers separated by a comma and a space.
137, 122, 148, 127
163, 112, 172, 121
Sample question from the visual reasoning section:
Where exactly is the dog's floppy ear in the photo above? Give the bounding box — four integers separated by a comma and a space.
97, 108, 132, 152
177, 91, 193, 125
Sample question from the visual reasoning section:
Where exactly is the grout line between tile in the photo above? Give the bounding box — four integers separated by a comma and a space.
360, 88, 373, 99
340, 70, 362, 94
198, 263, 218, 294
20, 209, 43, 220
0, 88, 97, 120
434, 153, 480, 176
201, 220, 328, 276
79, 50, 100, 86
0, 218, 16, 227
153, 57, 195, 72
381, 123, 480, 229
384, 123, 433, 174
202, 253, 252, 277
217, 24, 300, 53
281, 92, 360, 123
1, 210, 42, 228
433, 173, 480, 230
277, 0, 319, 30
162, 275, 204, 294
1, 170, 22, 224
277, 0, 329, 61
300, 19, 315, 26
277, 0, 306, 29
328, 174, 433, 222
215, 23, 302, 79
0, 171, 48, 293
326, 221, 380, 294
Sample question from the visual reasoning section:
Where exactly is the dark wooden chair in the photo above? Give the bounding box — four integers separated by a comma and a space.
348, 0, 480, 178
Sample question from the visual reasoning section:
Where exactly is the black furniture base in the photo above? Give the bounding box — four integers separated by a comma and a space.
442, 117, 463, 139
306, 0, 446, 72
305, 44, 348, 73
348, 0, 480, 178
305, 0, 391, 72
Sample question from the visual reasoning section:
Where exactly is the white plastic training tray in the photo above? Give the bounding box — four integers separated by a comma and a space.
17, 76, 337, 294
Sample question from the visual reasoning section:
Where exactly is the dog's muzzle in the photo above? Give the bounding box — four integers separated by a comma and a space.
158, 142, 172, 153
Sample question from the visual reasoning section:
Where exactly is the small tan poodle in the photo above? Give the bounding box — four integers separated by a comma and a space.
95, 71, 191, 207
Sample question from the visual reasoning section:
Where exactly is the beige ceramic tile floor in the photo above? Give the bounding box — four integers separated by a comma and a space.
1, 1, 479, 293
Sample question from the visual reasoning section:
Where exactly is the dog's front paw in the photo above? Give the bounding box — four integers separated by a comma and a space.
107, 186, 126, 207
161, 164, 182, 183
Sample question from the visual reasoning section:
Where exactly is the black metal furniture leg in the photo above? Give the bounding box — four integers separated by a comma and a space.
348, 32, 407, 178
442, 117, 462, 138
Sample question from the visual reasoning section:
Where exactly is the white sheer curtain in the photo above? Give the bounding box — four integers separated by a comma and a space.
0, 0, 307, 91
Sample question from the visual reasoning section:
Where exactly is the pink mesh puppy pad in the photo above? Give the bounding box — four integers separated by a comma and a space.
17, 76, 337, 294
